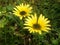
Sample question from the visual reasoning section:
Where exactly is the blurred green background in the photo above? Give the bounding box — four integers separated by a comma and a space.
0, 0, 60, 45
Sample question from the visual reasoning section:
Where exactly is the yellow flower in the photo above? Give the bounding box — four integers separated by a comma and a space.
13, 3, 32, 19
24, 14, 51, 34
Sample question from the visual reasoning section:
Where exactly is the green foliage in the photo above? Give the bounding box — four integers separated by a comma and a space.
0, 0, 60, 45
0, 17, 8, 28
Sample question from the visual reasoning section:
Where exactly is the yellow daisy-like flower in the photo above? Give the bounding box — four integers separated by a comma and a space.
13, 3, 32, 19
24, 14, 51, 34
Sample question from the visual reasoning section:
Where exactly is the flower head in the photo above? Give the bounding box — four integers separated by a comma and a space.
24, 14, 51, 34
13, 3, 32, 19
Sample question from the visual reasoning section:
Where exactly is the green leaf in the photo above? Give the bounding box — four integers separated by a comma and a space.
0, 18, 8, 28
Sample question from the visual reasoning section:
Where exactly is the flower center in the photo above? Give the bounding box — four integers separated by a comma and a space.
33, 24, 41, 30
20, 11, 26, 15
